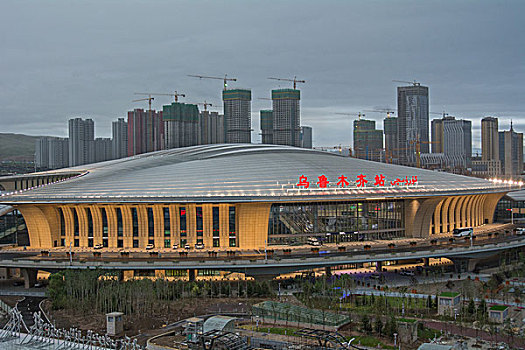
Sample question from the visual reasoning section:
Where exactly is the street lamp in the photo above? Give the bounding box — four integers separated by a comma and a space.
393, 333, 398, 346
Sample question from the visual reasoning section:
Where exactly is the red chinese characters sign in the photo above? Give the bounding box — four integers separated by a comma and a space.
297, 174, 418, 189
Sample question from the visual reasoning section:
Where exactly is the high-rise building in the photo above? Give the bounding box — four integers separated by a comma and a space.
397, 84, 429, 166
272, 89, 301, 147
127, 109, 164, 156
94, 138, 113, 163
163, 102, 200, 149
499, 123, 523, 177
428, 116, 472, 170
353, 118, 383, 162
223, 89, 251, 143
200, 111, 224, 145
481, 117, 499, 162
35, 137, 51, 169
112, 118, 128, 159
431, 118, 444, 153
48, 138, 69, 169
383, 117, 398, 164
260, 110, 273, 144
68, 118, 94, 167
300, 126, 313, 149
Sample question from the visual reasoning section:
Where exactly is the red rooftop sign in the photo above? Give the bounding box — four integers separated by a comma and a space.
296, 174, 418, 189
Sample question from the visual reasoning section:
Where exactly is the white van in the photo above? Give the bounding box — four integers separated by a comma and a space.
516, 228, 525, 235
307, 237, 321, 246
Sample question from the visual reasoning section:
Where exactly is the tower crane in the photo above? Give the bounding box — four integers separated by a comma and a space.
392, 79, 421, 86
135, 91, 186, 103
267, 76, 306, 90
335, 112, 365, 120
363, 109, 396, 118
132, 94, 154, 111
430, 111, 449, 118
196, 101, 213, 112
188, 74, 237, 90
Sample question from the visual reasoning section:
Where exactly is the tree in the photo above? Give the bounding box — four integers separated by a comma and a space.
374, 318, 383, 335
361, 315, 372, 333
477, 299, 487, 321
467, 298, 475, 316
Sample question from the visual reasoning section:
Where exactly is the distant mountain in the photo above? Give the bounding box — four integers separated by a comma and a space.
0, 133, 40, 161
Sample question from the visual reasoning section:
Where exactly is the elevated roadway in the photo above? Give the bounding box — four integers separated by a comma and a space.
1, 232, 524, 281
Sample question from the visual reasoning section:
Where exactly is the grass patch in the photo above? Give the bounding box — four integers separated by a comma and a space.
240, 325, 299, 337
352, 335, 396, 349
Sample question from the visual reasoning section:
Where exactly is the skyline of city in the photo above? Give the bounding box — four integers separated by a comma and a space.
1, 1, 523, 148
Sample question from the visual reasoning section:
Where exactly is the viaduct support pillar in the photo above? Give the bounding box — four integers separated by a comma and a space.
21, 268, 37, 289
324, 266, 332, 277
188, 269, 196, 282
423, 257, 430, 267
376, 261, 383, 272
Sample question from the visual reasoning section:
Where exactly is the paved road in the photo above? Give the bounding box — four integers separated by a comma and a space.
16, 296, 45, 329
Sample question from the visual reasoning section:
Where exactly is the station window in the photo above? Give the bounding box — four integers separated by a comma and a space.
103, 238, 108, 247
180, 238, 187, 247
88, 238, 93, 247
116, 208, 123, 237
74, 239, 79, 247
212, 207, 220, 244
179, 207, 187, 237
73, 208, 79, 236
86, 208, 93, 237
58, 208, 65, 236
148, 239, 154, 245
147, 208, 154, 237
131, 208, 139, 237
163, 207, 170, 236
229, 206, 236, 247
100, 208, 108, 237
196, 207, 203, 237
117, 239, 123, 248
164, 239, 171, 248
133, 239, 139, 248
60, 238, 65, 247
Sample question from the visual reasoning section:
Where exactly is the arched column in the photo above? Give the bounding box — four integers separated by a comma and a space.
15, 205, 53, 248
433, 199, 445, 234
454, 196, 467, 230
483, 193, 506, 224
409, 197, 443, 238
447, 196, 461, 232
441, 197, 454, 234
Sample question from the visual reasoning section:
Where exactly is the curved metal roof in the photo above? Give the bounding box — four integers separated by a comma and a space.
0, 144, 520, 204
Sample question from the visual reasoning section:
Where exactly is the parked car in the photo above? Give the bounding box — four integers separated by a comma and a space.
145, 244, 154, 250
172, 244, 179, 249
195, 243, 205, 249
94, 243, 103, 250
184, 244, 191, 249
400, 270, 415, 276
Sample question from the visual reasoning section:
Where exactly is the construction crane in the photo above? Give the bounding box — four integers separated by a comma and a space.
135, 91, 186, 103
132, 94, 154, 111
430, 111, 449, 118
196, 101, 213, 112
335, 112, 365, 120
364, 109, 396, 118
188, 74, 237, 90
392, 79, 421, 86
267, 76, 306, 90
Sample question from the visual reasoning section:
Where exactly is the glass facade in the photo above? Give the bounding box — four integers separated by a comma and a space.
268, 200, 405, 245
213, 207, 220, 247
229, 206, 236, 247
73, 208, 79, 236
180, 207, 187, 246
101, 208, 108, 236
163, 207, 170, 236
116, 208, 123, 237
131, 207, 138, 237
147, 208, 154, 237
196, 207, 203, 244
58, 208, 65, 237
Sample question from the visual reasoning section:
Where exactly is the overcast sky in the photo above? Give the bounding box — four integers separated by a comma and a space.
1, 0, 524, 148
